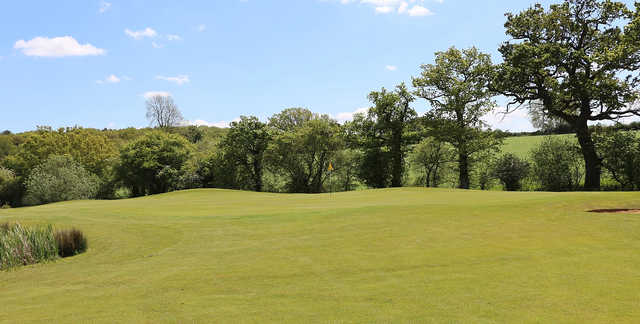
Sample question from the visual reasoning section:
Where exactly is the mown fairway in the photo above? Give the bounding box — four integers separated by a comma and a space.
1, 189, 640, 323
502, 134, 574, 158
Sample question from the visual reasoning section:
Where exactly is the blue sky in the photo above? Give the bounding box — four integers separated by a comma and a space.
0, 0, 614, 133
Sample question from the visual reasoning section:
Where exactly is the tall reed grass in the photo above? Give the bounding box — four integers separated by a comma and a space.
0, 223, 88, 270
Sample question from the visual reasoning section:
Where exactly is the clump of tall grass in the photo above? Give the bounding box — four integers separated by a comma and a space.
0, 223, 88, 270
55, 228, 88, 258
0, 223, 58, 270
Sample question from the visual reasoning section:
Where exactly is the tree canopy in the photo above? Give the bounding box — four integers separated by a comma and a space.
493, 0, 640, 189
413, 46, 502, 189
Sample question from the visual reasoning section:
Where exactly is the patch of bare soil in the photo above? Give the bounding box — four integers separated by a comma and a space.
589, 209, 640, 214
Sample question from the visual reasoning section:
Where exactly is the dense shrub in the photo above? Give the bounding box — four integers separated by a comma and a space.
594, 130, 640, 190
530, 137, 583, 191
54, 228, 88, 257
0, 223, 57, 270
117, 132, 192, 196
492, 153, 530, 191
0, 167, 20, 206
23, 155, 101, 206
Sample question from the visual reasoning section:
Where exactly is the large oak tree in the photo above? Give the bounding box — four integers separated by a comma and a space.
413, 47, 502, 189
493, 0, 640, 190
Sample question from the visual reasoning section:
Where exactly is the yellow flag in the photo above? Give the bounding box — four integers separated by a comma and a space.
328, 163, 334, 172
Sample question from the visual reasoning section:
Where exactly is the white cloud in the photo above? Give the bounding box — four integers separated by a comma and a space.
96, 74, 121, 84
99, 1, 112, 13
334, 107, 369, 123
407, 5, 433, 16
483, 108, 535, 132
156, 75, 190, 85
14, 36, 105, 57
167, 34, 182, 41
385, 65, 397, 71
185, 118, 240, 128
151, 41, 164, 48
333, 0, 436, 17
143, 91, 171, 99
375, 6, 394, 13
197, 24, 206, 32
125, 28, 157, 40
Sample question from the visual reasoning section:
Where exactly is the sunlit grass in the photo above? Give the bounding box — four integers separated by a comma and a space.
1, 188, 639, 322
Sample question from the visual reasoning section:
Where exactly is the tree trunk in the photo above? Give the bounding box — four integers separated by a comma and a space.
575, 120, 601, 190
458, 152, 470, 189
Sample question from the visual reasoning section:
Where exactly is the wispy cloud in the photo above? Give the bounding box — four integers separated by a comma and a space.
143, 91, 171, 99
334, 107, 369, 123
14, 36, 105, 57
385, 65, 397, 71
96, 74, 121, 84
125, 27, 157, 40
156, 75, 190, 85
184, 118, 240, 128
332, 0, 435, 17
99, 1, 112, 13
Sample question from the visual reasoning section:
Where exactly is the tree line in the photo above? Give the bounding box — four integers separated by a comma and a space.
1, 0, 639, 207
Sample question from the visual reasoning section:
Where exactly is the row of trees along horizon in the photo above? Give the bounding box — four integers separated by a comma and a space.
1, 0, 640, 207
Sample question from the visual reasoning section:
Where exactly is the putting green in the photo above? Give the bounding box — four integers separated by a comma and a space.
1, 188, 640, 323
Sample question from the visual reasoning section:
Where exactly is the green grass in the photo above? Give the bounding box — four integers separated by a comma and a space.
1, 188, 640, 323
502, 134, 575, 158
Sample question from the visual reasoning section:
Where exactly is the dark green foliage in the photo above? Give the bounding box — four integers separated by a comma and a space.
266, 109, 343, 193
594, 129, 640, 190
331, 149, 362, 192
219, 116, 271, 191
530, 137, 584, 191
173, 126, 205, 144
410, 137, 454, 188
494, 0, 640, 190
0, 167, 20, 206
359, 147, 391, 188
54, 228, 88, 258
117, 132, 192, 196
349, 84, 417, 188
23, 155, 101, 206
492, 153, 530, 191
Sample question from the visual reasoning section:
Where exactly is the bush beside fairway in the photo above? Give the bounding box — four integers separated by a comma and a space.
1, 188, 640, 323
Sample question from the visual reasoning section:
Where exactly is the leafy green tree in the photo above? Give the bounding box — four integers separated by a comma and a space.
0, 167, 19, 206
492, 153, 530, 191
493, 0, 640, 190
410, 137, 453, 188
23, 155, 100, 206
349, 84, 417, 188
413, 47, 502, 189
347, 113, 390, 188
593, 129, 640, 189
268, 107, 315, 132
3, 127, 117, 178
530, 137, 584, 191
332, 149, 362, 192
117, 132, 192, 196
0, 135, 18, 162
266, 109, 342, 193
219, 116, 271, 192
